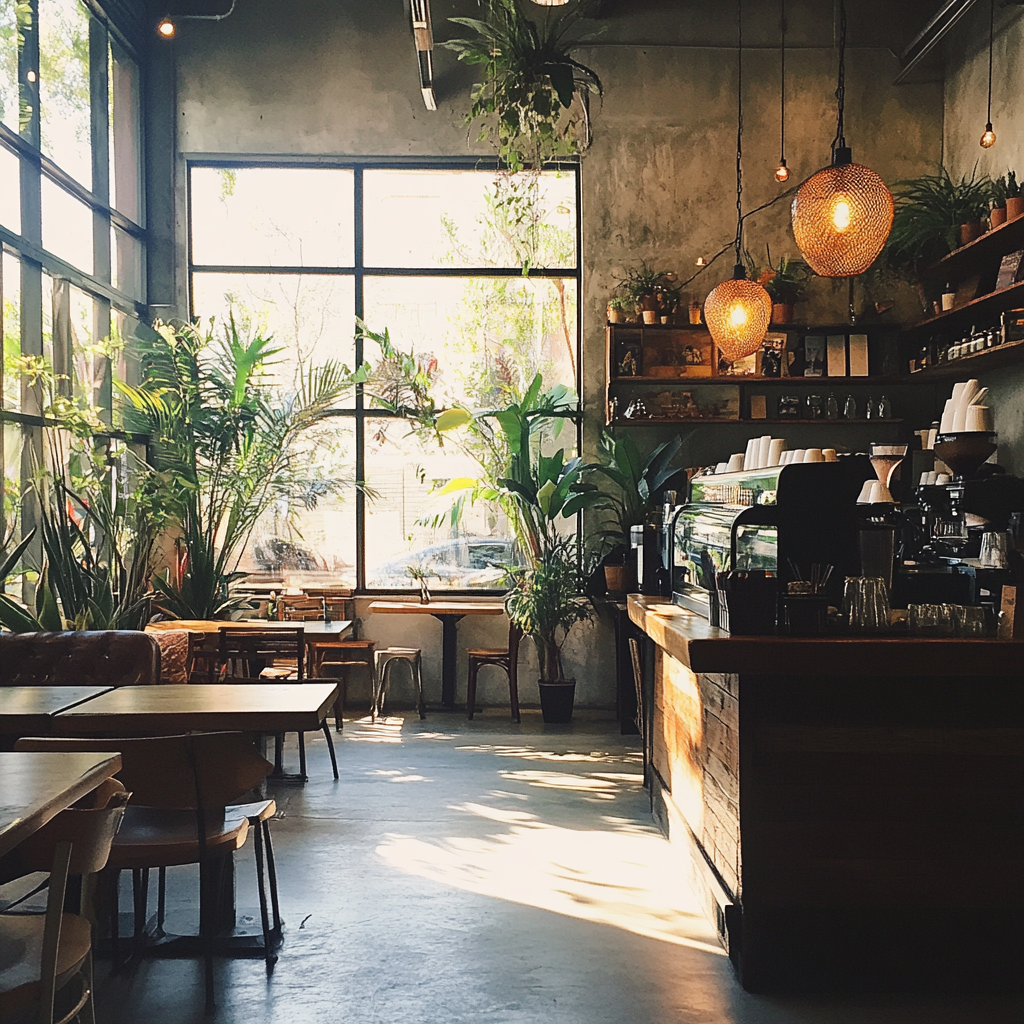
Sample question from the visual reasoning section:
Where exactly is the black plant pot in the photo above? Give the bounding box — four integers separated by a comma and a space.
538, 679, 576, 724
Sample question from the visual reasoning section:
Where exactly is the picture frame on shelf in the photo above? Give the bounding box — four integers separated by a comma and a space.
803, 335, 825, 377
995, 250, 1024, 292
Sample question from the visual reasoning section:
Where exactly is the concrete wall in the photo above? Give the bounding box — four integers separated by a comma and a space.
944, 5, 1024, 476
154, 0, 944, 708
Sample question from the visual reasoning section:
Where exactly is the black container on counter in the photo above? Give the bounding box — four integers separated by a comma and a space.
716, 571, 778, 635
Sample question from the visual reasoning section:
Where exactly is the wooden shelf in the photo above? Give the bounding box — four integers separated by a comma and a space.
905, 279, 1024, 336
608, 417, 903, 427
908, 336, 1024, 381
606, 321, 708, 331
923, 213, 1024, 284
609, 375, 920, 386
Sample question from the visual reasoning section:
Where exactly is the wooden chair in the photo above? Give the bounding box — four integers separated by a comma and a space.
16, 733, 274, 1008
303, 604, 375, 730
216, 627, 338, 781
0, 778, 129, 1024
280, 596, 346, 622
466, 623, 522, 723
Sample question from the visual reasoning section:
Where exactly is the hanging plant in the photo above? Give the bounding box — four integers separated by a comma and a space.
444, 0, 603, 172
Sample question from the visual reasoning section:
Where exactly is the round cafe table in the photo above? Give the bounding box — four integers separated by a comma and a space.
367, 600, 505, 709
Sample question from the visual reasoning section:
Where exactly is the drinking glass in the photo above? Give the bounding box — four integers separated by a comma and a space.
979, 531, 1010, 569
844, 576, 891, 632
958, 606, 987, 637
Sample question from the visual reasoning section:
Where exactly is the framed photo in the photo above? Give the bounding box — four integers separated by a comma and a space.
802, 335, 825, 377
995, 250, 1024, 291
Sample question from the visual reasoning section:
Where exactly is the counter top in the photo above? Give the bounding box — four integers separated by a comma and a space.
628, 594, 1024, 677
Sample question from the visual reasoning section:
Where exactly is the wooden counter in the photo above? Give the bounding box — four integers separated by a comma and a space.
628, 595, 1024, 993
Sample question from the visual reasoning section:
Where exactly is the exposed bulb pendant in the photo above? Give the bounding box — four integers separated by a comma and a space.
791, 0, 893, 278
706, 0, 772, 362
980, 0, 996, 148
775, 0, 789, 182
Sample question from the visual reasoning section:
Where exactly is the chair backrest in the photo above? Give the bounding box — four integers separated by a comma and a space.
508, 622, 522, 662
14, 732, 272, 810
218, 627, 305, 680
15, 779, 130, 876
0, 630, 161, 687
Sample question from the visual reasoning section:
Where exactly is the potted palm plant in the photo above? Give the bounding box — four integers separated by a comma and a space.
621, 262, 678, 323
746, 250, 811, 324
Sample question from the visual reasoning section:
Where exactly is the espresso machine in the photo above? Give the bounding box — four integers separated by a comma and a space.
666, 456, 870, 625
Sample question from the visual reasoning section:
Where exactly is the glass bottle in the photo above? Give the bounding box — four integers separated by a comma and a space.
865, 397, 875, 420
826, 393, 839, 420
844, 395, 857, 419
878, 395, 891, 419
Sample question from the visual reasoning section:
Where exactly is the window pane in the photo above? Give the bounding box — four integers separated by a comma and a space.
190, 167, 354, 267
112, 224, 143, 300
363, 170, 577, 269
2, 251, 21, 410
0, 0, 20, 134
111, 307, 141, 389
109, 37, 141, 223
191, 272, 356, 405
68, 283, 100, 407
2, 422, 23, 550
236, 418, 356, 590
365, 418, 521, 590
0, 143, 21, 233
39, 0, 92, 188
42, 176, 93, 272
363, 275, 577, 410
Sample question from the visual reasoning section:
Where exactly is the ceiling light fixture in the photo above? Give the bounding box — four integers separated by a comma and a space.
704, 0, 773, 364
775, 0, 789, 182
980, 0, 996, 148
156, 1, 236, 40
790, 0, 893, 278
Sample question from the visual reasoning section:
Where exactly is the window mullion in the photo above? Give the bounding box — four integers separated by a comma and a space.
354, 166, 365, 593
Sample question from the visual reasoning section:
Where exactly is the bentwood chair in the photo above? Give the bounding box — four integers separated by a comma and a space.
0, 779, 129, 1024
466, 623, 522, 722
16, 733, 274, 1008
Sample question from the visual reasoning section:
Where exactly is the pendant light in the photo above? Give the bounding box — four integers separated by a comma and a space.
705, 0, 773, 363
790, 0, 893, 278
980, 0, 996, 148
775, 0, 789, 182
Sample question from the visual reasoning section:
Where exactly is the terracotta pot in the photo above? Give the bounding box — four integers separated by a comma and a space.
604, 565, 627, 593
608, 307, 623, 323
641, 310, 658, 324
771, 303, 795, 324
1008, 197, 1024, 220
959, 222, 983, 246
990, 206, 1007, 228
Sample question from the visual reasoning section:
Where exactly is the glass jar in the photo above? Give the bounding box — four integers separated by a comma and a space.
806, 394, 824, 420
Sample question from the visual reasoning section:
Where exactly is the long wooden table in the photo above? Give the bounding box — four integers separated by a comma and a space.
0, 686, 113, 739
367, 599, 505, 708
52, 683, 339, 736
0, 750, 122, 857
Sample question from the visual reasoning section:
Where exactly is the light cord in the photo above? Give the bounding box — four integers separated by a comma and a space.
986, 0, 994, 124
780, 0, 786, 163
831, 0, 847, 158
734, 0, 744, 264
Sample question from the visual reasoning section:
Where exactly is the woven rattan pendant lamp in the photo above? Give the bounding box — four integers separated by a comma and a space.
704, 0, 772, 363
790, 0, 893, 278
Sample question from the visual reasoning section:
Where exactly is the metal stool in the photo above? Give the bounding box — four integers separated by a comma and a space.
373, 648, 426, 721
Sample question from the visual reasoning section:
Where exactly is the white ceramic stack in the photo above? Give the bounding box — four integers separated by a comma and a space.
939, 380, 994, 434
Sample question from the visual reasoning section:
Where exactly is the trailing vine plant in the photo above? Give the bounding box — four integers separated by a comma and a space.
444, 0, 603, 173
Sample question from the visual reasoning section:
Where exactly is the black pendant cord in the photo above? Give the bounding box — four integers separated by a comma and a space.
734, 0, 744, 268
831, 0, 848, 161
779, 0, 786, 164
986, 0, 994, 126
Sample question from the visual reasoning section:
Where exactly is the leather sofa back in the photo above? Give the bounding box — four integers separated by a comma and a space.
0, 630, 161, 687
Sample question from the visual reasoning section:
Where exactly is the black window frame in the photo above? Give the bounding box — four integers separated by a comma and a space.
185, 155, 583, 594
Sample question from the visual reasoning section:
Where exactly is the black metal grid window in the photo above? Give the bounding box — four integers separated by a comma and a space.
187, 158, 582, 593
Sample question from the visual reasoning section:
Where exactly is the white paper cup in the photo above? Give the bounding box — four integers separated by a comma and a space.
966, 405, 994, 432
792, 449, 806, 464
935, 473, 952, 485
856, 479, 875, 503
822, 448, 837, 462
768, 438, 786, 467
727, 453, 745, 473
715, 462, 729, 474
804, 448, 824, 463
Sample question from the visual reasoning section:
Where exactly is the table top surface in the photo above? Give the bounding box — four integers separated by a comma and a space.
367, 599, 505, 616
0, 751, 122, 857
146, 619, 352, 639
52, 682, 339, 734
0, 686, 113, 716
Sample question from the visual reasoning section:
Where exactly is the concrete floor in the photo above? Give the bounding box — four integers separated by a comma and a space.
93, 711, 1023, 1024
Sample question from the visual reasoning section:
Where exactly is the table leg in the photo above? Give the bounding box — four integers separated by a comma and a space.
434, 613, 464, 709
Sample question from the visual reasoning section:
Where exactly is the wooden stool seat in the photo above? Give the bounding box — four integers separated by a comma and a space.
466, 624, 521, 723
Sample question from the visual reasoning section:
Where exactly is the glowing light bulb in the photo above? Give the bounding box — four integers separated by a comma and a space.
25, 70, 35, 82
157, 17, 175, 38
695, 256, 706, 267
729, 303, 748, 329
980, 123, 996, 149
775, 160, 790, 183
831, 199, 852, 232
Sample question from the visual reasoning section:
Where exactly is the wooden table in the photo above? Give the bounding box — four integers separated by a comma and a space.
0, 750, 122, 857
52, 683, 339, 736
368, 599, 505, 708
0, 686, 113, 739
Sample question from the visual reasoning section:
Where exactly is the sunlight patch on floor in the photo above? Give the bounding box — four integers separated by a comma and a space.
455, 743, 642, 765
375, 815, 726, 955
342, 717, 406, 743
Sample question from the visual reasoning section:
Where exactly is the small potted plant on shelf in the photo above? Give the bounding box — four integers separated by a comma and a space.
607, 296, 629, 324
747, 249, 811, 324
622, 261, 679, 324
1006, 171, 1024, 221
990, 174, 1008, 229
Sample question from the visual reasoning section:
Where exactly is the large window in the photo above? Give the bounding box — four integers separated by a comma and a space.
0, 0, 146, 551
188, 162, 581, 592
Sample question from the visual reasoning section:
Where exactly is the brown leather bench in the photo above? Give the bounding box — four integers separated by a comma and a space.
0, 630, 161, 687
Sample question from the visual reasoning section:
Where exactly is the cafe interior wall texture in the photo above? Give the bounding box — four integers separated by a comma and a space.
944, 5, 1024, 477
158, 0, 942, 707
